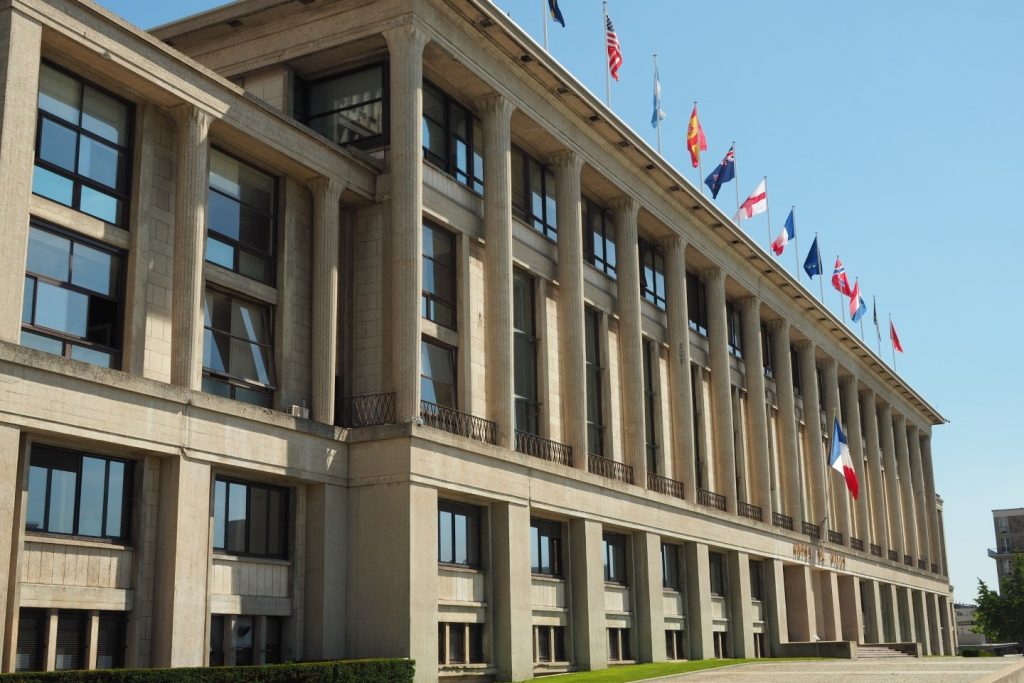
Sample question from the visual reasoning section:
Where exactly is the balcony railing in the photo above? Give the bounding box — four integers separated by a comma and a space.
828, 530, 843, 545
738, 501, 762, 522
931, 563, 939, 573
850, 537, 864, 551
802, 522, 821, 540
888, 549, 899, 561
336, 392, 396, 428
515, 430, 573, 467
772, 512, 794, 530
419, 400, 496, 444
697, 488, 727, 511
870, 543, 883, 557
917, 559, 927, 570
904, 554, 913, 567
647, 472, 685, 499
588, 454, 634, 485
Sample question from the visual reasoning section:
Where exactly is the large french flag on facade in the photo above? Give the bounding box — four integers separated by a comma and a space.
771, 209, 795, 255
829, 418, 859, 500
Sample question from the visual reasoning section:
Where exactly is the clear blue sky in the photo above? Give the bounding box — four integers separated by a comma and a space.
98, 0, 1024, 603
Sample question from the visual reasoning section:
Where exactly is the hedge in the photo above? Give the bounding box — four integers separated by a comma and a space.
0, 658, 414, 682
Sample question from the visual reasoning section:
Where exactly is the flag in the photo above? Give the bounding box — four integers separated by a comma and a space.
890, 320, 904, 353
548, 0, 565, 27
850, 280, 867, 322
804, 236, 822, 279
605, 15, 622, 81
686, 104, 707, 168
772, 209, 796, 255
829, 417, 859, 500
704, 145, 735, 198
651, 64, 666, 128
873, 297, 881, 342
831, 257, 853, 296
735, 179, 767, 221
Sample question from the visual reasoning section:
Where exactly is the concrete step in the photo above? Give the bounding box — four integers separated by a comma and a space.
858, 645, 914, 659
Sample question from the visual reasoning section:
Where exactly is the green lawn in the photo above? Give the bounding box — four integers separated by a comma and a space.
522, 658, 826, 682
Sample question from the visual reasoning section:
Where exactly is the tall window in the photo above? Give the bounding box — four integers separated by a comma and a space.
643, 340, 659, 473
603, 532, 627, 584
299, 63, 385, 146
749, 559, 765, 601
686, 272, 707, 335
534, 626, 565, 663
423, 81, 483, 193
438, 623, 484, 665
726, 302, 742, 357
422, 223, 456, 329
791, 346, 802, 395
25, 445, 131, 543
55, 611, 87, 670
584, 308, 604, 457
639, 238, 666, 310
761, 323, 774, 378
530, 518, 562, 576
661, 542, 680, 590
690, 363, 705, 488
513, 271, 540, 434
21, 224, 123, 368
511, 146, 557, 240
212, 477, 289, 558
207, 149, 277, 285
421, 338, 456, 409
202, 288, 275, 407
33, 63, 132, 226
607, 628, 631, 661
96, 613, 126, 669
583, 197, 616, 277
437, 499, 480, 567
15, 609, 46, 672
709, 551, 726, 596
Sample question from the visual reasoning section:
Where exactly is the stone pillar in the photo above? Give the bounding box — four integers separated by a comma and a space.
893, 414, 918, 563
0, 9, 41, 343
820, 360, 850, 538
841, 377, 870, 544
310, 178, 344, 424
152, 455, 211, 667
479, 94, 515, 449
633, 532, 666, 662
795, 342, 825, 526
570, 518, 607, 669
661, 237, 696, 496
879, 403, 903, 556
739, 299, 771, 516
783, 564, 816, 642
764, 559, 790, 655
911, 590, 930, 652
861, 390, 887, 551
727, 552, 754, 657
861, 580, 884, 644
818, 571, 842, 641
0, 425, 22, 666
304, 483, 346, 659
170, 105, 213, 391
612, 197, 647, 481
770, 321, 801, 524
921, 435, 942, 570
703, 268, 736, 511
927, 593, 943, 655
492, 502, 533, 680
837, 575, 862, 643
896, 587, 916, 644
383, 25, 429, 422
551, 151, 587, 466
939, 595, 954, 655
908, 426, 930, 565
684, 542, 714, 659
883, 584, 901, 642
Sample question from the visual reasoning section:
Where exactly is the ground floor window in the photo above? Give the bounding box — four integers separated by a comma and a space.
210, 614, 284, 666
533, 625, 566, 663
607, 627, 631, 661
16, 609, 125, 672
665, 629, 685, 660
753, 632, 766, 658
437, 622, 484, 666
713, 631, 729, 659
16, 609, 46, 672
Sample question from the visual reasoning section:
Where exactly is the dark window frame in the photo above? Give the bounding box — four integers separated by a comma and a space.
791, 346, 802, 395
582, 196, 616, 278
513, 270, 540, 435
761, 323, 774, 378
421, 221, 457, 330
603, 532, 628, 585
533, 624, 566, 663
297, 61, 388, 148
420, 336, 458, 410
438, 622, 485, 665
15, 608, 47, 673
749, 559, 765, 601
709, 551, 726, 596
726, 302, 743, 358
643, 339, 659, 473
686, 271, 707, 335
423, 80, 483, 193
530, 518, 562, 577
96, 611, 126, 670
584, 307, 604, 457
202, 286, 276, 406
639, 238, 667, 310
511, 145, 557, 240
437, 499, 482, 568
212, 475, 290, 560
661, 542, 680, 590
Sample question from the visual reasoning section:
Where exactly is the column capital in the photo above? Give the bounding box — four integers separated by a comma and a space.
309, 176, 345, 204
792, 338, 815, 353
859, 385, 876, 401
608, 195, 639, 221
699, 265, 725, 285
893, 412, 907, 428
170, 103, 213, 134
878, 401, 893, 418
737, 295, 760, 313
382, 21, 430, 55
839, 374, 858, 390
821, 356, 838, 373
766, 318, 790, 335
548, 149, 583, 177
659, 233, 688, 253
477, 92, 515, 123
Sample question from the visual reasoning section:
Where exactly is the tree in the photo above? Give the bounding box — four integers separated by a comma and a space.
974, 554, 1024, 644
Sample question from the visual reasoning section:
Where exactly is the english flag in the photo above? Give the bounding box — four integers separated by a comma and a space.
850, 280, 867, 322
890, 320, 904, 353
772, 209, 795, 255
736, 179, 767, 222
831, 257, 853, 297
829, 418, 859, 500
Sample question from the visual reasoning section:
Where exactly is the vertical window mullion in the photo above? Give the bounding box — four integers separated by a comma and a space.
100, 460, 110, 541
72, 455, 82, 536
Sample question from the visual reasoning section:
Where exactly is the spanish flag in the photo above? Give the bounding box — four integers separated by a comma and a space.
686, 104, 707, 168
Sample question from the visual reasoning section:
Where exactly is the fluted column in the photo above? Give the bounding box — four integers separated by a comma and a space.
795, 341, 825, 527
551, 151, 587, 467
310, 177, 344, 424
922, 435, 942, 571
383, 25, 429, 422
841, 376, 869, 544
704, 268, 736, 512
821, 359, 850, 538
662, 236, 696, 496
908, 425, 930, 565
861, 390, 887, 549
770, 320, 801, 523
611, 197, 646, 481
894, 414, 918, 562
879, 403, 903, 555
739, 297, 771, 516
479, 94, 515, 448
170, 105, 213, 391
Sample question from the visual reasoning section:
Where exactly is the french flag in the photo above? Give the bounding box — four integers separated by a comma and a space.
771, 209, 795, 256
829, 418, 859, 500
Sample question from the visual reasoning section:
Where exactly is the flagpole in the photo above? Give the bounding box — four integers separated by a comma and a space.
792, 205, 799, 283
763, 176, 772, 252
603, 1, 611, 107
874, 296, 882, 356
824, 407, 838, 539
695, 101, 704, 193
653, 53, 662, 154
857, 280, 866, 339
542, 0, 549, 51
816, 233, 825, 302
836, 254, 846, 323
732, 141, 741, 216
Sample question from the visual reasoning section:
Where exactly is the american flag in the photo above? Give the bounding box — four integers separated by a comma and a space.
605, 15, 622, 81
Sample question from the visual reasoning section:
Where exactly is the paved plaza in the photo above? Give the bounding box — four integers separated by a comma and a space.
655, 656, 1024, 682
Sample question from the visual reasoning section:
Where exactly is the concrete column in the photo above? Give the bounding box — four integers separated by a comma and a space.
939, 595, 954, 655
0, 426, 23, 672
897, 587, 916, 644
551, 151, 587, 467
739, 298, 771, 516
893, 414, 918, 563
570, 518, 607, 670
927, 593, 943, 655
912, 590, 930, 652
795, 341, 825, 527
818, 571, 842, 641
727, 552, 754, 657
310, 178, 344, 425
633, 532, 666, 662
152, 455, 211, 667
764, 559, 790, 655
883, 584, 901, 642
921, 436, 942, 571
383, 25, 429, 422
491, 503, 532, 679
861, 390, 887, 551
0, 9, 41, 343
837, 575, 862, 643
820, 360, 850, 539
861, 580, 884, 644
841, 377, 869, 544
879, 403, 903, 555
783, 564, 816, 642
703, 268, 736, 511
170, 105, 213, 391
44, 610, 57, 671
661, 236, 696, 496
479, 94, 515, 449
86, 610, 100, 669
770, 321, 801, 524
612, 197, 647, 481
304, 483, 346, 659
908, 426, 930, 565
684, 542, 714, 659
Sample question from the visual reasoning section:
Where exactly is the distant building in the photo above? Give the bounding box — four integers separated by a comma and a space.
953, 604, 985, 647
989, 508, 1024, 584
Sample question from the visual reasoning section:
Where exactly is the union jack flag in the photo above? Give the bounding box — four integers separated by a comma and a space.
606, 15, 622, 81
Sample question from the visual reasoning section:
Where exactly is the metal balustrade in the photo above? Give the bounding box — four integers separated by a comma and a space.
917, 559, 927, 570
904, 554, 913, 567
802, 521, 821, 540
828, 530, 843, 545
738, 501, 762, 522
419, 400, 496, 444
870, 544, 883, 557
887, 549, 899, 561
772, 512, 794, 530
336, 392, 396, 428
514, 430, 573, 467
647, 472, 685, 499
850, 537, 864, 551
697, 488, 727, 511
588, 454, 634, 485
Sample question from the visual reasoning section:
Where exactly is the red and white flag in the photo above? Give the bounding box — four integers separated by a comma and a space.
890, 320, 904, 353
605, 15, 622, 81
735, 179, 767, 222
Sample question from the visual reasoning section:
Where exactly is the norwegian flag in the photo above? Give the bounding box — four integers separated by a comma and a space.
606, 15, 622, 81
831, 257, 853, 297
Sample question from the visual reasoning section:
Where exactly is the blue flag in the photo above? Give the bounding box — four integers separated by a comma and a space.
704, 146, 735, 199
548, 0, 565, 27
651, 65, 666, 128
803, 235, 822, 278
